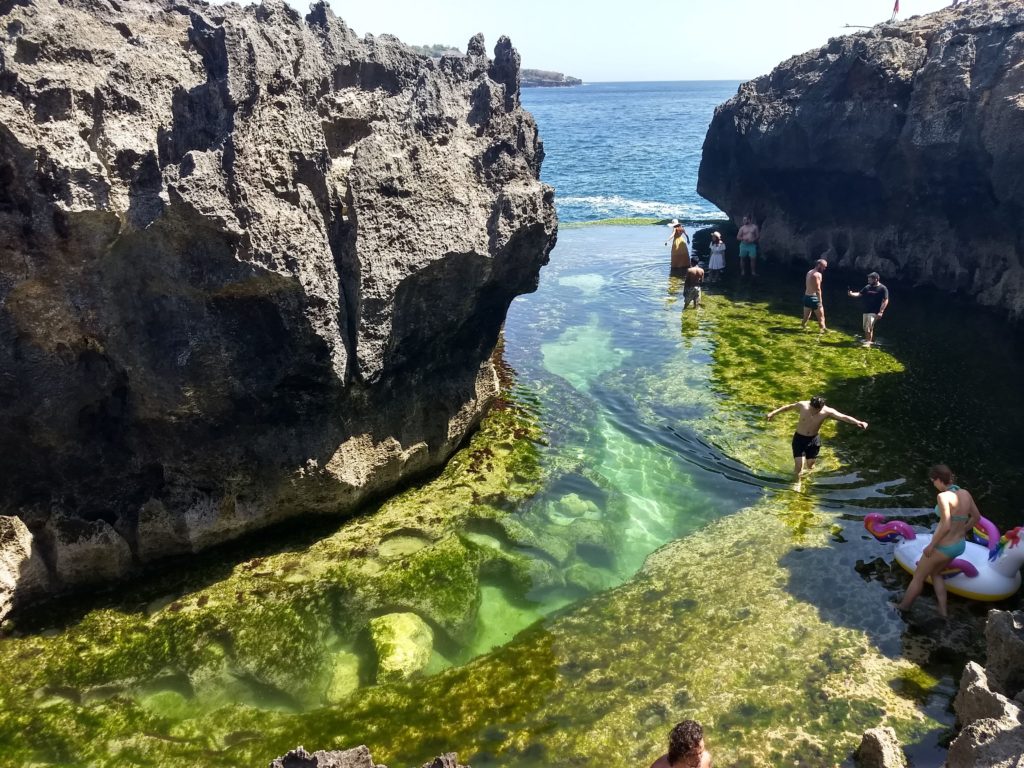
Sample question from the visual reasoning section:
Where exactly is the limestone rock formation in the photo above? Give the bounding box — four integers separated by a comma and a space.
0, 0, 556, 615
698, 0, 1024, 315
946, 609, 1024, 768
854, 727, 907, 768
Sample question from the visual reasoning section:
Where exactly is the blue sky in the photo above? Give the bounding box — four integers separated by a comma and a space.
327, 0, 954, 81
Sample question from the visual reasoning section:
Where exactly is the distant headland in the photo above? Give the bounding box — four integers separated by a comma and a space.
409, 45, 582, 87
521, 69, 583, 87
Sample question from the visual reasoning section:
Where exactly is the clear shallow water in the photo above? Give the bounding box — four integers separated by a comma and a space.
4, 83, 1024, 766
521, 82, 737, 223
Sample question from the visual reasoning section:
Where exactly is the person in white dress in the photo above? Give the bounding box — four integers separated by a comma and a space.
707, 231, 726, 282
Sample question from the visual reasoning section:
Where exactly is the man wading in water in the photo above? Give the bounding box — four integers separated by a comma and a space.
766, 395, 867, 484
847, 271, 889, 346
683, 256, 704, 310
801, 258, 828, 331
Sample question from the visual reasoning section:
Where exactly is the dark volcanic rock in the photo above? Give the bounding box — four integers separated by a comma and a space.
698, 0, 1024, 314
0, 0, 556, 612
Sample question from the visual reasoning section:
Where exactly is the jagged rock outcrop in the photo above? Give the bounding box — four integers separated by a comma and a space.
698, 0, 1024, 315
0, 0, 556, 615
269, 746, 469, 768
946, 610, 1024, 767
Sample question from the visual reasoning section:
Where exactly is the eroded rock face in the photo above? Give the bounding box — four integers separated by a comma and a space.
947, 610, 1024, 768
0, 0, 556, 612
698, 0, 1024, 315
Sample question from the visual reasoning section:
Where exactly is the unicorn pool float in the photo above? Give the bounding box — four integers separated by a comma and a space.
865, 512, 1024, 601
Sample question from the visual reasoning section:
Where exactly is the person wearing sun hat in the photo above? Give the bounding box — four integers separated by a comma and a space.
664, 219, 690, 270
707, 230, 726, 281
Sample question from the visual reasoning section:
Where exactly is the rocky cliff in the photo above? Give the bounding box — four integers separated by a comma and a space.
0, 0, 556, 612
698, 0, 1024, 315
521, 69, 582, 88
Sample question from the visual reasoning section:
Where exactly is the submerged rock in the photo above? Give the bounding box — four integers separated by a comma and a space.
0, 0, 557, 613
369, 612, 435, 683
698, 0, 1024, 315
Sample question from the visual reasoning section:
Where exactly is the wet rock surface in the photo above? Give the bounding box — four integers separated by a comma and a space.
698, 0, 1024, 315
269, 746, 469, 768
0, 0, 557, 613
855, 726, 907, 768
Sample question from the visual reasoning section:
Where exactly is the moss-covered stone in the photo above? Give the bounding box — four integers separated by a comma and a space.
369, 613, 435, 683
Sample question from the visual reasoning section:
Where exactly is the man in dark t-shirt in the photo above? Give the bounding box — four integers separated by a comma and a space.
847, 272, 889, 345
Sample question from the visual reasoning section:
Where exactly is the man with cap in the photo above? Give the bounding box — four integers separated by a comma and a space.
847, 272, 889, 346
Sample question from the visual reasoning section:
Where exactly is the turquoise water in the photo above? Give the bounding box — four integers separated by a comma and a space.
521, 81, 738, 223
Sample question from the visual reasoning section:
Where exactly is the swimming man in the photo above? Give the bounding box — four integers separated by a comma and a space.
650, 720, 712, 768
766, 395, 867, 480
802, 259, 828, 331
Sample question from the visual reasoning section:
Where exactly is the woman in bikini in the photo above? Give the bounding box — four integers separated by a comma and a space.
896, 464, 982, 617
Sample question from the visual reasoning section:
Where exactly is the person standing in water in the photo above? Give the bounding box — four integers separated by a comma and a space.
666, 220, 690, 270
802, 259, 828, 331
683, 257, 704, 310
766, 395, 867, 481
650, 720, 712, 768
847, 272, 889, 346
707, 231, 726, 282
736, 215, 760, 276
896, 465, 982, 618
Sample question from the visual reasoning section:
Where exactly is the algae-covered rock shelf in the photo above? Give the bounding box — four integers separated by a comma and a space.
699, 0, 1024, 315
0, 0, 556, 606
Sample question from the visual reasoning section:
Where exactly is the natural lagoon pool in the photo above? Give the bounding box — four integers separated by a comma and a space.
2, 225, 1023, 767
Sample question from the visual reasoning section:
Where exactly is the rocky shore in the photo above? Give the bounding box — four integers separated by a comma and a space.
699, 0, 1024, 315
0, 0, 556, 615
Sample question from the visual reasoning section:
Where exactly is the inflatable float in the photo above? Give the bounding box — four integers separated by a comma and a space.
864, 513, 1024, 601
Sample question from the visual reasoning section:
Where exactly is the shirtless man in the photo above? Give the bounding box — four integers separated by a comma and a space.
766, 395, 867, 481
683, 257, 704, 310
650, 720, 712, 768
736, 215, 760, 276
801, 259, 828, 331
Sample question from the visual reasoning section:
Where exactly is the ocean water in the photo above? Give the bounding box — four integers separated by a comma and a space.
521, 81, 739, 223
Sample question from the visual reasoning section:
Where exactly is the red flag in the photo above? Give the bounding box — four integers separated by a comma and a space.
893, 0, 900, 13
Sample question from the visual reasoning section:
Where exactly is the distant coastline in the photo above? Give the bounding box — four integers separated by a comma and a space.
521, 68, 583, 88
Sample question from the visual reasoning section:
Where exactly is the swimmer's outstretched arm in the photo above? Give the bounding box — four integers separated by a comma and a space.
824, 407, 868, 429
765, 403, 798, 421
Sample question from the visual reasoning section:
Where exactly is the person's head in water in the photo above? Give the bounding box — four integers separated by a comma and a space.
868, 271, 880, 283
810, 395, 826, 410
929, 464, 956, 487
815, 258, 828, 272
667, 720, 705, 766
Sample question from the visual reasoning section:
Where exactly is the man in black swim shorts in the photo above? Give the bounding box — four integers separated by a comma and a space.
766, 395, 868, 482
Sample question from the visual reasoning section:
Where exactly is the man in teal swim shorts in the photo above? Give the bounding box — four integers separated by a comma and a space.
736, 215, 760, 276
801, 259, 828, 331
